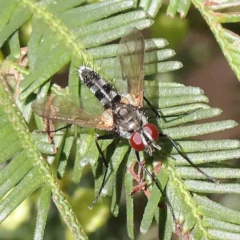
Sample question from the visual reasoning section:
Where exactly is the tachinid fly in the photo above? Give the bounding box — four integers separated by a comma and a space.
78, 65, 160, 155
32, 28, 216, 216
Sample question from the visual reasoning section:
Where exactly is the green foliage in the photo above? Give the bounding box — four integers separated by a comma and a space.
0, 0, 240, 240
191, 0, 240, 81
159, 0, 240, 81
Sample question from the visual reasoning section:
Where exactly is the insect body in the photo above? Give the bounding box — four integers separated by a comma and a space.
32, 28, 216, 215
79, 66, 160, 155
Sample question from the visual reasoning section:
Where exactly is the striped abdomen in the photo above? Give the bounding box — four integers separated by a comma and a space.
78, 66, 121, 109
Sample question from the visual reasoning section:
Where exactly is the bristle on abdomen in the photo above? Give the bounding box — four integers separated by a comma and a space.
78, 66, 120, 109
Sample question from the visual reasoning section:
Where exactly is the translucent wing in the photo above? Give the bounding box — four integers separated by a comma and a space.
32, 95, 114, 131
115, 28, 145, 107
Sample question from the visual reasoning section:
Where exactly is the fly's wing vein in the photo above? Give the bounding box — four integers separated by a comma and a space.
32, 95, 114, 130
115, 28, 145, 107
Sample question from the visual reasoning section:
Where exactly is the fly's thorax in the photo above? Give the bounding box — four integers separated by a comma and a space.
113, 103, 147, 139
121, 93, 143, 108
78, 66, 121, 109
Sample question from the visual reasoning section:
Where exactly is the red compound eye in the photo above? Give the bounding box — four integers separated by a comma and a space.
143, 124, 159, 141
130, 132, 145, 151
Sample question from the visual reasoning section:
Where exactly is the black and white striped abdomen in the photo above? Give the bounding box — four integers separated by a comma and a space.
78, 66, 121, 109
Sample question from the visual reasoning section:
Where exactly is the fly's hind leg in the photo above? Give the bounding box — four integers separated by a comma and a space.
36, 124, 72, 134
35, 123, 72, 143
143, 96, 200, 119
89, 133, 118, 209
143, 96, 161, 118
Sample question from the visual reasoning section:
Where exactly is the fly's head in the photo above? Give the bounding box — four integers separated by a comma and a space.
129, 123, 161, 156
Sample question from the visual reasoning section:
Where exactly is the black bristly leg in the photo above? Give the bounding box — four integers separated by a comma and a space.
135, 151, 176, 222
89, 133, 118, 210
160, 133, 218, 183
144, 96, 161, 118
145, 96, 217, 179
144, 96, 201, 119
36, 124, 72, 133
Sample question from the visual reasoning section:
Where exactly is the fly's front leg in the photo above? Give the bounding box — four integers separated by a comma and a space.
135, 151, 176, 222
159, 133, 218, 183
89, 133, 118, 209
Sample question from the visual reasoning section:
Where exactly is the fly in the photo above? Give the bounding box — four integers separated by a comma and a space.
32, 28, 217, 219
78, 65, 160, 155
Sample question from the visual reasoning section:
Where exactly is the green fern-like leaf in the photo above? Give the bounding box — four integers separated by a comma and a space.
140, 0, 240, 82
1, 1, 240, 240
144, 0, 240, 82
191, 0, 240, 82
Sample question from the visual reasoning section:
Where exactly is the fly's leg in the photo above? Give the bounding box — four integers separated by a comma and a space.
36, 124, 72, 134
143, 96, 199, 118
36, 124, 72, 144
135, 151, 176, 222
160, 133, 218, 183
144, 96, 161, 118
89, 133, 118, 210
144, 95, 217, 182
129, 160, 151, 197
